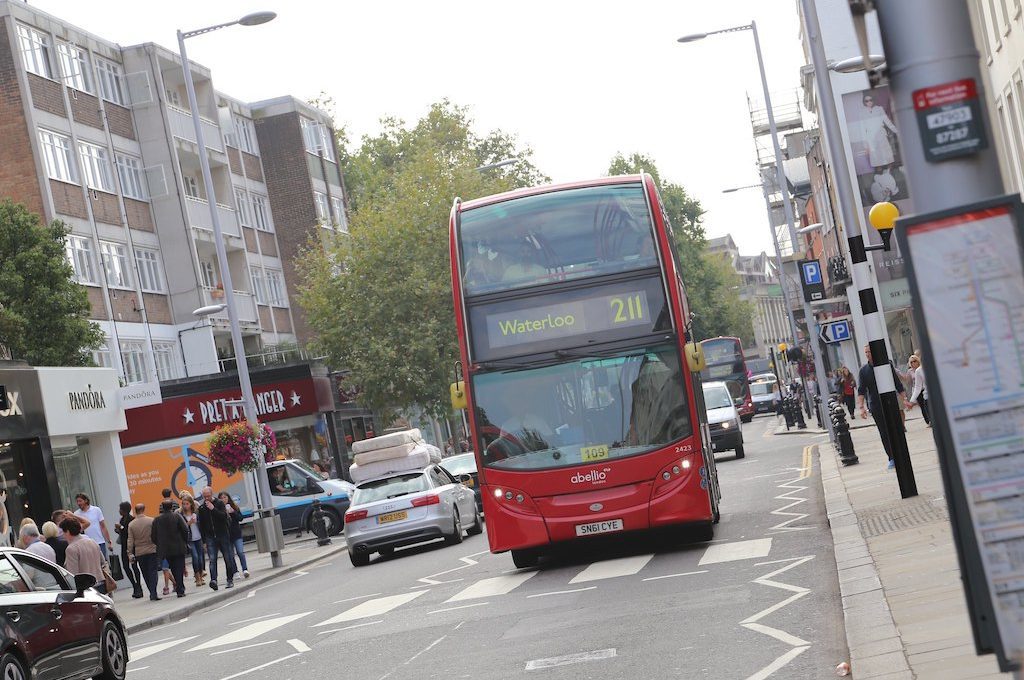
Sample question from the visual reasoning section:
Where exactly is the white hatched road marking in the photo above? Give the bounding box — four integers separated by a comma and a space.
334, 592, 382, 604
210, 641, 277, 656
230, 612, 281, 626
429, 602, 490, 614
314, 590, 428, 626
446, 571, 536, 602
130, 636, 198, 661
642, 569, 708, 582
525, 648, 617, 670
417, 550, 488, 585
569, 554, 654, 584
218, 653, 300, 680
188, 612, 312, 651
698, 539, 772, 565
527, 586, 596, 598
315, 620, 383, 635
287, 639, 311, 653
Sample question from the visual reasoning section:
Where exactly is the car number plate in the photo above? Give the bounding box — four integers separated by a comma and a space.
377, 511, 408, 524
575, 519, 624, 537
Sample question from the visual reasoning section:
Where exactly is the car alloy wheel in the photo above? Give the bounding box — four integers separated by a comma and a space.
100, 621, 127, 680
1, 654, 25, 680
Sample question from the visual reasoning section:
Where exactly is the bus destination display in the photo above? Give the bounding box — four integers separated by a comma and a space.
485, 290, 650, 350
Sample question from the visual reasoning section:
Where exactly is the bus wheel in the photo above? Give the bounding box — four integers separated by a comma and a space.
511, 549, 540, 569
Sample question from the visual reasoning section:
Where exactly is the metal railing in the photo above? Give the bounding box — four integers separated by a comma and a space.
201, 285, 257, 323
185, 195, 240, 237
217, 346, 325, 373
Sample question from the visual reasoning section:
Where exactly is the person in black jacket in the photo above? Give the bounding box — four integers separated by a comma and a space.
196, 486, 237, 590
151, 500, 189, 597
114, 501, 143, 599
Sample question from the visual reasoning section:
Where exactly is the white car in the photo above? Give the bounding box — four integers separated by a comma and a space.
703, 381, 745, 458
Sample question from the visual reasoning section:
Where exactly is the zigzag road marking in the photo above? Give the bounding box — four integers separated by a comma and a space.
741, 555, 816, 680
768, 476, 811, 533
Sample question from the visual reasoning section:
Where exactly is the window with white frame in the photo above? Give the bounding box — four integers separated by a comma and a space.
65, 235, 98, 284
78, 142, 115, 192
330, 196, 347, 231
91, 339, 112, 368
100, 241, 132, 288
39, 130, 77, 183
119, 339, 148, 384
249, 266, 268, 304
153, 341, 179, 381
233, 115, 258, 155
165, 88, 181, 107
134, 247, 164, 292
300, 116, 334, 161
252, 193, 271, 231
16, 24, 52, 79
115, 154, 147, 200
200, 260, 217, 289
183, 175, 200, 199
265, 269, 286, 307
56, 41, 91, 92
94, 57, 124, 105
313, 191, 329, 223
234, 187, 251, 226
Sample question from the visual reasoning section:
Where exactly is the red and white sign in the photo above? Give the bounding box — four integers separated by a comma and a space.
120, 377, 331, 448
913, 79, 978, 110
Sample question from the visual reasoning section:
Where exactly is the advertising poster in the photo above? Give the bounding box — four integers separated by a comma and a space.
841, 86, 912, 292
123, 438, 246, 513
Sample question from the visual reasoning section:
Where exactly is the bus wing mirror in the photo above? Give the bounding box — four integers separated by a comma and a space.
685, 343, 706, 373
450, 381, 467, 410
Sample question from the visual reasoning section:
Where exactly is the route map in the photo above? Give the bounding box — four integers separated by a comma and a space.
909, 204, 1024, 663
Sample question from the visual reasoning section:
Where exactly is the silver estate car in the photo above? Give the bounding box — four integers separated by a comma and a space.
344, 464, 483, 566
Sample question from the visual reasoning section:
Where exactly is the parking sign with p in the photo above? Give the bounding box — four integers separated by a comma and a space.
799, 259, 826, 302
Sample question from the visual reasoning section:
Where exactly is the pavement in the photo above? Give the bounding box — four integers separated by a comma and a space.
815, 411, 1012, 678
124, 417, 850, 680
110, 533, 348, 634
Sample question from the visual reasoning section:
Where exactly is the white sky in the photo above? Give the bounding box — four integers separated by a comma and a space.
31, 0, 808, 255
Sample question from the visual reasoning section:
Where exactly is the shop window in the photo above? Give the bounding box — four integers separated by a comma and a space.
52, 438, 97, 513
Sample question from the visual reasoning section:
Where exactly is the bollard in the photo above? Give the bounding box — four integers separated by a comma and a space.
814, 394, 823, 429
311, 499, 332, 546
828, 397, 859, 466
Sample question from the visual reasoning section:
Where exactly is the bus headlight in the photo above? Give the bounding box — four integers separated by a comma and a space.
720, 421, 731, 429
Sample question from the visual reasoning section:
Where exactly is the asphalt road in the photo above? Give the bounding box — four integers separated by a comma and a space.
126, 416, 846, 680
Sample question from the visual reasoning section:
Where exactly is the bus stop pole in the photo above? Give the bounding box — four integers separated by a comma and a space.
751, 21, 834, 439
799, 0, 915, 495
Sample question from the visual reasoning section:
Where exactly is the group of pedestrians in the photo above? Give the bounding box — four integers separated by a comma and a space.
121, 486, 249, 601
11, 501, 113, 593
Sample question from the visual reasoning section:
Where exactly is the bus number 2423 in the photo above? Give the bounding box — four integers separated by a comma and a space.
610, 295, 644, 324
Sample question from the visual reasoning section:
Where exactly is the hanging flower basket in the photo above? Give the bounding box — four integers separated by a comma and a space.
205, 421, 277, 475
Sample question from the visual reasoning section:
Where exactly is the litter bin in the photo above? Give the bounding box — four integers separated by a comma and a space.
253, 513, 284, 554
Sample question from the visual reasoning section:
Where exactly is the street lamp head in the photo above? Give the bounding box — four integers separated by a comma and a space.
868, 201, 899, 251
193, 304, 226, 318
238, 11, 277, 26
797, 222, 824, 234
829, 55, 886, 74
677, 32, 708, 43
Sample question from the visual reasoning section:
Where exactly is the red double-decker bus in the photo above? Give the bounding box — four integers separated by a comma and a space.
700, 337, 754, 422
449, 174, 721, 567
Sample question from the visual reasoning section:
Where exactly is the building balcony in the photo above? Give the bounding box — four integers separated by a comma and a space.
167, 104, 225, 152
200, 286, 259, 326
185, 196, 240, 238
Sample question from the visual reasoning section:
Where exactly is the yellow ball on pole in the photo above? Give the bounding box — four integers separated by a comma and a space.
869, 201, 900, 231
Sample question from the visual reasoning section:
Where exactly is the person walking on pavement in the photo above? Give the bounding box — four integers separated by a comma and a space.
180, 496, 206, 587
114, 502, 143, 599
839, 367, 857, 419
857, 344, 907, 470
73, 494, 111, 560
197, 486, 236, 590
60, 518, 107, 594
219, 492, 249, 578
127, 503, 160, 601
20, 524, 55, 563
151, 500, 189, 598
41, 522, 67, 567
905, 354, 931, 426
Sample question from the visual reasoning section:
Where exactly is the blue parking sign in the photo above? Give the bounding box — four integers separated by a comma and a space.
802, 261, 822, 285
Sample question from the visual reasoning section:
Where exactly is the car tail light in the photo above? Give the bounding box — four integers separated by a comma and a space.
345, 509, 368, 522
411, 494, 440, 507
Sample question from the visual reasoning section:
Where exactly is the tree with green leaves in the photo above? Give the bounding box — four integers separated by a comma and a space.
297, 101, 547, 419
0, 200, 103, 366
606, 153, 754, 344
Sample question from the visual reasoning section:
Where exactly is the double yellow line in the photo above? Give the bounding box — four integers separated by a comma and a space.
799, 445, 814, 480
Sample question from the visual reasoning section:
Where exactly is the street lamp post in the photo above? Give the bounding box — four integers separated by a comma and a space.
178, 10, 287, 565
681, 22, 831, 430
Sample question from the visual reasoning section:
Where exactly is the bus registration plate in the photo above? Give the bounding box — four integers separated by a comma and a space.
575, 519, 624, 537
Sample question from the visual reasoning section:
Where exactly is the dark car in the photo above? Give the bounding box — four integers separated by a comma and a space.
0, 547, 127, 680
440, 453, 482, 513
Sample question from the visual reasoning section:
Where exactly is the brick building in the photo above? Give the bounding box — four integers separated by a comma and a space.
0, 0, 347, 383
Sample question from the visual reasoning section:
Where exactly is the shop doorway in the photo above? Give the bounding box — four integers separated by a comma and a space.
0, 439, 59, 545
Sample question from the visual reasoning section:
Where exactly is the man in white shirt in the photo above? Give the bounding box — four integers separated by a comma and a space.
74, 493, 111, 560
20, 524, 56, 563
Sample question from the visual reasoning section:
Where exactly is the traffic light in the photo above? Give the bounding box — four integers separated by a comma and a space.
786, 346, 804, 362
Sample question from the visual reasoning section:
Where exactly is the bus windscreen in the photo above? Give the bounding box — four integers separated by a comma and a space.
459, 183, 659, 296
